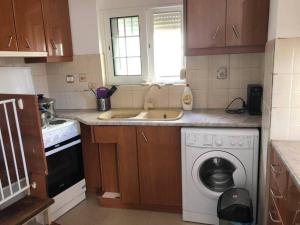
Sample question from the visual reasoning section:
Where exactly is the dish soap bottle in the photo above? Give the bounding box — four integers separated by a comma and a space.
182, 84, 193, 110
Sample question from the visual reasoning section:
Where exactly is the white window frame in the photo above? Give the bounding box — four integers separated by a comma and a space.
146, 6, 184, 84
102, 8, 149, 85
101, 6, 184, 85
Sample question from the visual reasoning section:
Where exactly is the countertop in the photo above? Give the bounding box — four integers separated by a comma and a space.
56, 109, 261, 128
272, 141, 300, 189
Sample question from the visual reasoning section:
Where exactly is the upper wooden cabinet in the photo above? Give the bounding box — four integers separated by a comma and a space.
226, 0, 269, 47
0, 0, 18, 51
0, 0, 73, 61
42, 0, 73, 60
12, 0, 47, 52
186, 0, 226, 49
185, 0, 270, 55
25, 0, 73, 63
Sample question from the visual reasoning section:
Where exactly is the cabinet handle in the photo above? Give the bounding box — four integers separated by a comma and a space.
141, 131, 148, 143
7, 35, 13, 47
232, 25, 240, 39
270, 188, 283, 199
271, 164, 281, 175
292, 209, 300, 224
24, 38, 31, 49
50, 39, 57, 50
212, 26, 220, 40
269, 210, 282, 223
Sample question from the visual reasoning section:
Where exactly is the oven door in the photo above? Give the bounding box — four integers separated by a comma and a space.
45, 136, 84, 198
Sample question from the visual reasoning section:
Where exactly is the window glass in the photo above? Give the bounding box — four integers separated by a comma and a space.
110, 16, 141, 76
153, 11, 183, 80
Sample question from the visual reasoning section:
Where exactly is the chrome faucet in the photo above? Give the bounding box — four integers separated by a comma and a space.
143, 84, 162, 110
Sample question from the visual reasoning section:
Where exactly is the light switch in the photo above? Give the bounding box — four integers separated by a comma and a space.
66, 74, 75, 83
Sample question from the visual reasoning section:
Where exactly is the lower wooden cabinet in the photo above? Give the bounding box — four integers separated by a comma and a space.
137, 126, 182, 208
268, 146, 300, 225
83, 125, 182, 212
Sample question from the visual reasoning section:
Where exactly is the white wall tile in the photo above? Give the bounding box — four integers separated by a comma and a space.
208, 89, 229, 108
186, 56, 209, 70
274, 39, 295, 74
270, 108, 290, 140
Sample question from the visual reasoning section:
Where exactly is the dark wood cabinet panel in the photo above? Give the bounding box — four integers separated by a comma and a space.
0, 0, 18, 51
268, 146, 300, 225
41, 0, 73, 59
93, 126, 140, 205
287, 177, 300, 225
185, 0, 226, 49
137, 126, 181, 208
99, 144, 119, 193
184, 0, 269, 55
80, 124, 101, 193
226, 0, 269, 47
12, 0, 46, 52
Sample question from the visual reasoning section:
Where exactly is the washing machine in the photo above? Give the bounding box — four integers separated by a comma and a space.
181, 128, 259, 225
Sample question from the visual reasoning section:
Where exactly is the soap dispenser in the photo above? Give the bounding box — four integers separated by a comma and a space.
182, 84, 193, 110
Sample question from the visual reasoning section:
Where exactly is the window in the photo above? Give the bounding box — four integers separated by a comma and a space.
149, 9, 184, 83
103, 6, 184, 85
110, 16, 142, 76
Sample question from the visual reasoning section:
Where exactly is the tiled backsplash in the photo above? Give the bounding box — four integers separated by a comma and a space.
269, 38, 300, 140
186, 53, 264, 109
44, 53, 264, 109
0, 58, 49, 96
46, 54, 103, 109
0, 53, 264, 110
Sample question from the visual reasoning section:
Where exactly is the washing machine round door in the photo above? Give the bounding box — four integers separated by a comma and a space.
192, 151, 246, 199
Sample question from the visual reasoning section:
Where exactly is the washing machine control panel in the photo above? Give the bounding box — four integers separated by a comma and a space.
185, 133, 253, 149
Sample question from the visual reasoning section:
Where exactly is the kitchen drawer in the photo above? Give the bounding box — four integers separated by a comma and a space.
268, 196, 284, 225
287, 177, 300, 225
270, 150, 288, 197
270, 175, 287, 224
93, 126, 119, 143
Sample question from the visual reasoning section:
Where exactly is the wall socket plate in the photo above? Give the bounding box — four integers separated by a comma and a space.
66, 74, 75, 83
79, 73, 87, 82
217, 67, 228, 79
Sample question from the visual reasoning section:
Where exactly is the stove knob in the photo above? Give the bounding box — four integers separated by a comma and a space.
231, 141, 236, 146
215, 139, 223, 146
238, 141, 243, 146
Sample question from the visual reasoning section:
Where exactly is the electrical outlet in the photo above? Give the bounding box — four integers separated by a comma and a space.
217, 67, 228, 79
66, 74, 75, 83
79, 73, 87, 82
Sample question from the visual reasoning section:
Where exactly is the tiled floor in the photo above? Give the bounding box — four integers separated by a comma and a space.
51, 195, 202, 225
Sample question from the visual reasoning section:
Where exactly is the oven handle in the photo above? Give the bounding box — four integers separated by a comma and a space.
45, 139, 81, 157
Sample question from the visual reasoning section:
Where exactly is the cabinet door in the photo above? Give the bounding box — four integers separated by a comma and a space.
226, 0, 269, 47
137, 126, 181, 207
42, 0, 73, 58
185, 0, 226, 49
0, 0, 18, 51
287, 177, 300, 225
12, 0, 46, 52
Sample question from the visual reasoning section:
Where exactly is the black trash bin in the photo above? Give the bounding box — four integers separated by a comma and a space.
217, 188, 253, 225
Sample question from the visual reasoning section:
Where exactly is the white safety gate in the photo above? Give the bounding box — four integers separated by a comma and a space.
0, 99, 30, 206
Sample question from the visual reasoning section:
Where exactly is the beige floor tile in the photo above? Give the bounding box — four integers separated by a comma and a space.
31, 195, 205, 225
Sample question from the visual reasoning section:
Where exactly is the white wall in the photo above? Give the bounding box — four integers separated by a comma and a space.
268, 0, 300, 40
97, 0, 181, 10
68, 0, 100, 55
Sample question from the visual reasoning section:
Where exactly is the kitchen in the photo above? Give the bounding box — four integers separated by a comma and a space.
0, 0, 299, 225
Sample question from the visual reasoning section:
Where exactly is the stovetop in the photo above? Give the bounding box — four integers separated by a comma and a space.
42, 118, 81, 148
